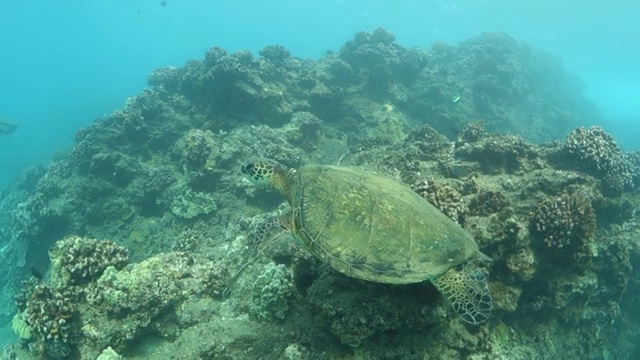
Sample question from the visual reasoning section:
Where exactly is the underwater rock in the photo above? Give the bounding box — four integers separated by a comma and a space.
455, 134, 539, 174
505, 247, 537, 281
467, 190, 510, 216
283, 343, 310, 360
96, 346, 123, 360
457, 120, 485, 144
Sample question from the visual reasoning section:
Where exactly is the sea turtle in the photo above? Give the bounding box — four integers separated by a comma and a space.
242, 159, 492, 324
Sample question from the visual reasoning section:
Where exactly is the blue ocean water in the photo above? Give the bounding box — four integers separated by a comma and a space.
0, 0, 638, 189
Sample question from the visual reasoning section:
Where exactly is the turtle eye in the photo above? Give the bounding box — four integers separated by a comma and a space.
242, 163, 258, 178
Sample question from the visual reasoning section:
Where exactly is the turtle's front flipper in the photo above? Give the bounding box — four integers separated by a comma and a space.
222, 215, 289, 297
432, 265, 492, 324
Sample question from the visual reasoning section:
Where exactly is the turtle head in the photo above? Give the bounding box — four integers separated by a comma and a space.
241, 159, 293, 195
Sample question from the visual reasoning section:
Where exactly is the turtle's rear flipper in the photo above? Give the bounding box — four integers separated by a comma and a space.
432, 265, 492, 324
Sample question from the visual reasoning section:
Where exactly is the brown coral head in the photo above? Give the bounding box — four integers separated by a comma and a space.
531, 192, 596, 249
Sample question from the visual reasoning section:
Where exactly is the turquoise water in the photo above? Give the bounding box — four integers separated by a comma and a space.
0, 0, 638, 189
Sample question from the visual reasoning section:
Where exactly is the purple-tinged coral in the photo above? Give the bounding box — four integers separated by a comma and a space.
14, 279, 77, 358
532, 192, 596, 249
566, 126, 633, 194
412, 179, 466, 225
49, 236, 129, 286
531, 192, 596, 272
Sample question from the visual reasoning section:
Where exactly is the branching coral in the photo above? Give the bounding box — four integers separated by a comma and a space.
49, 235, 129, 286
412, 179, 466, 225
532, 192, 596, 249
14, 279, 77, 358
147, 66, 180, 91
566, 126, 633, 194
183, 129, 216, 167
531, 192, 596, 271
250, 262, 294, 321
259, 45, 291, 64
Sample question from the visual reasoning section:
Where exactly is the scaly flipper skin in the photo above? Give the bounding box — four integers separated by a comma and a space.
432, 265, 492, 324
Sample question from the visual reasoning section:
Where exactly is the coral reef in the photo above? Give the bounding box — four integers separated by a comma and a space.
5, 236, 230, 359
531, 192, 597, 270
504, 247, 537, 281
1, 29, 639, 359
455, 134, 539, 174
457, 119, 486, 144
15, 279, 77, 359
532, 192, 596, 249
304, 272, 436, 348
49, 235, 129, 286
249, 262, 294, 321
566, 126, 633, 194
147, 66, 180, 92
166, 182, 218, 219
11, 312, 31, 341
412, 179, 466, 224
